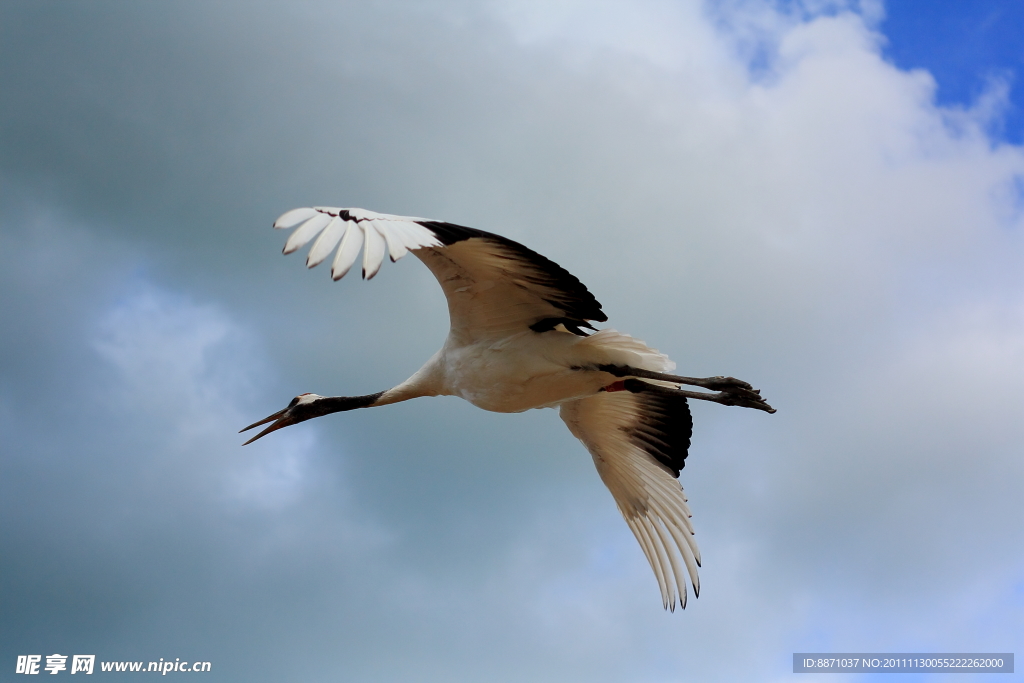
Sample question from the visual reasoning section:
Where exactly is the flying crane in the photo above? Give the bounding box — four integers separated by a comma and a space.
242, 206, 775, 610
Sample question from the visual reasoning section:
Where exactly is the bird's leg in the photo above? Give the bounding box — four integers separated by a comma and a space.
600, 365, 753, 390
599, 365, 776, 414
630, 380, 776, 413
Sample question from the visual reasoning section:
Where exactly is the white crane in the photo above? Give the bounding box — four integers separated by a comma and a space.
242, 207, 775, 610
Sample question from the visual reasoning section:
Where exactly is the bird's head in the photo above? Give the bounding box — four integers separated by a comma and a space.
240, 390, 385, 444
240, 393, 325, 445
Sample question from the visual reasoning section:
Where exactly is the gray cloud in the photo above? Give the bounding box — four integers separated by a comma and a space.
2, 1, 1022, 680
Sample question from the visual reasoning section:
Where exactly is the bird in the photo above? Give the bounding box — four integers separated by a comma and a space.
242, 206, 775, 610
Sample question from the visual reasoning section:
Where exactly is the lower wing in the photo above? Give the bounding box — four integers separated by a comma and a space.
559, 382, 700, 610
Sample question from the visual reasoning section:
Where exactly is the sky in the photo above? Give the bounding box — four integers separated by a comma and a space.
1, 1, 1022, 681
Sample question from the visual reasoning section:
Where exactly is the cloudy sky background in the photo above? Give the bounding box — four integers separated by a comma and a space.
2, 1, 1022, 681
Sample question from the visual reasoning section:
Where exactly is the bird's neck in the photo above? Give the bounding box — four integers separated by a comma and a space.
311, 392, 386, 416
373, 353, 447, 407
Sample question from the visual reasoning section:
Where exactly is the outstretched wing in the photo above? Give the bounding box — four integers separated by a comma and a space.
559, 380, 700, 611
274, 207, 607, 341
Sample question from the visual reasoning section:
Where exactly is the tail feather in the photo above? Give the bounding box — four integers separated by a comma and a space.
578, 328, 676, 372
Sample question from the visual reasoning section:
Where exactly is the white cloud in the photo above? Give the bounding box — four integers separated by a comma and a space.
92, 283, 315, 509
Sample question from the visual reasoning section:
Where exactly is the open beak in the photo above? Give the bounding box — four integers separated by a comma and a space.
239, 407, 295, 445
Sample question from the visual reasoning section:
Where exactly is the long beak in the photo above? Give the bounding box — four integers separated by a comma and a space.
239, 407, 294, 445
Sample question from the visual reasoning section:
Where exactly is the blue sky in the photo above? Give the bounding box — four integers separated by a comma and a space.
883, 0, 1024, 142
1, 2, 1022, 682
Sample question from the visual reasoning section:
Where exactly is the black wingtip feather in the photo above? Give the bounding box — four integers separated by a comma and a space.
622, 379, 693, 477
419, 220, 608, 327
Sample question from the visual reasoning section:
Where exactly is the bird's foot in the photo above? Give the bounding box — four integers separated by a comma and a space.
710, 385, 776, 413
697, 375, 754, 392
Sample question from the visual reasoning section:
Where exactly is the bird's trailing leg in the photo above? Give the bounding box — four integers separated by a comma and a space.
599, 365, 776, 413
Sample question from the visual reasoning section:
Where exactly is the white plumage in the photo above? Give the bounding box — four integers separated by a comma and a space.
242, 206, 775, 610
279, 207, 440, 278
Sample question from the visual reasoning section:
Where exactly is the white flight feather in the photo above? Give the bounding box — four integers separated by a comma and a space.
362, 221, 387, 279
274, 207, 442, 280
306, 216, 346, 268
378, 221, 408, 262
331, 219, 365, 280
283, 212, 331, 254
273, 207, 318, 229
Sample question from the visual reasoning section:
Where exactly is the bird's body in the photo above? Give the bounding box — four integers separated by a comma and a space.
243, 206, 775, 610
383, 327, 669, 413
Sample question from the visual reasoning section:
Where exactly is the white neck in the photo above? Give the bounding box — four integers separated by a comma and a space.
373, 351, 447, 406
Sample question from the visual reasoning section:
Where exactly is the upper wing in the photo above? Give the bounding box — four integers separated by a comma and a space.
559, 381, 700, 611
273, 207, 607, 341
